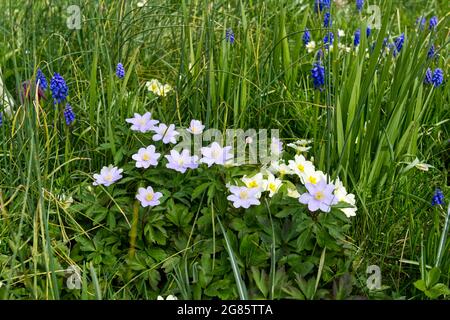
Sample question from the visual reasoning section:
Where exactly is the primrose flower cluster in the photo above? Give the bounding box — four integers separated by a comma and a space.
145, 79, 173, 97
226, 139, 357, 217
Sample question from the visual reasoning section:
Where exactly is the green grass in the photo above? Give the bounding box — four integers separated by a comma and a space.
0, 0, 449, 299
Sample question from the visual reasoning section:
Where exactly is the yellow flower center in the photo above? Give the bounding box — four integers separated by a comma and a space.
138, 118, 146, 125
104, 173, 113, 181
211, 149, 219, 159
314, 191, 324, 200
239, 191, 249, 200
308, 176, 317, 184
297, 164, 305, 172
145, 193, 154, 201
142, 153, 151, 161
178, 158, 184, 166
269, 183, 277, 192
248, 181, 258, 188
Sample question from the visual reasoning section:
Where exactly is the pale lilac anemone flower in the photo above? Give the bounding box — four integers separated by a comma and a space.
136, 186, 163, 207
227, 186, 261, 209
299, 180, 338, 212
93, 165, 123, 186
125, 112, 159, 133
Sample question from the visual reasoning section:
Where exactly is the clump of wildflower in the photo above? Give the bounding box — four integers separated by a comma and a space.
431, 188, 445, 206
116, 62, 125, 79
136, 186, 163, 207
50, 73, 68, 104
429, 16, 438, 30
63, 103, 75, 125
303, 28, 311, 45
311, 62, 325, 90
226, 28, 235, 44
93, 165, 123, 186
36, 68, 47, 91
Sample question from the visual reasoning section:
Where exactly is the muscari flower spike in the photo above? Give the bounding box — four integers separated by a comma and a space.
226, 28, 235, 44
354, 29, 361, 46
314, 0, 331, 13
366, 26, 371, 37
416, 16, 426, 29
324, 12, 332, 28
116, 62, 125, 79
393, 33, 405, 56
64, 103, 75, 125
431, 188, 445, 206
424, 68, 433, 85
432, 68, 444, 87
311, 62, 325, 90
429, 16, 438, 30
323, 32, 334, 47
50, 72, 68, 104
356, 0, 364, 12
36, 68, 47, 91
0, 112, 2, 127
303, 28, 311, 45
427, 44, 435, 59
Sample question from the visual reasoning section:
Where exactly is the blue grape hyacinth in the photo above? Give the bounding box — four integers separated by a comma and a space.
427, 45, 435, 59
432, 68, 444, 87
50, 73, 68, 104
64, 103, 75, 125
323, 32, 334, 48
356, 0, 364, 12
324, 12, 331, 28
303, 28, 311, 45
431, 188, 445, 206
226, 28, 235, 44
116, 62, 125, 79
354, 29, 361, 46
424, 68, 433, 85
314, 0, 330, 12
416, 16, 426, 30
366, 26, 371, 37
0, 112, 2, 127
393, 33, 405, 56
429, 16, 438, 30
36, 68, 47, 91
311, 62, 325, 90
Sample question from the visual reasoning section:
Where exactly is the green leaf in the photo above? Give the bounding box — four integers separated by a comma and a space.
426, 267, 441, 288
